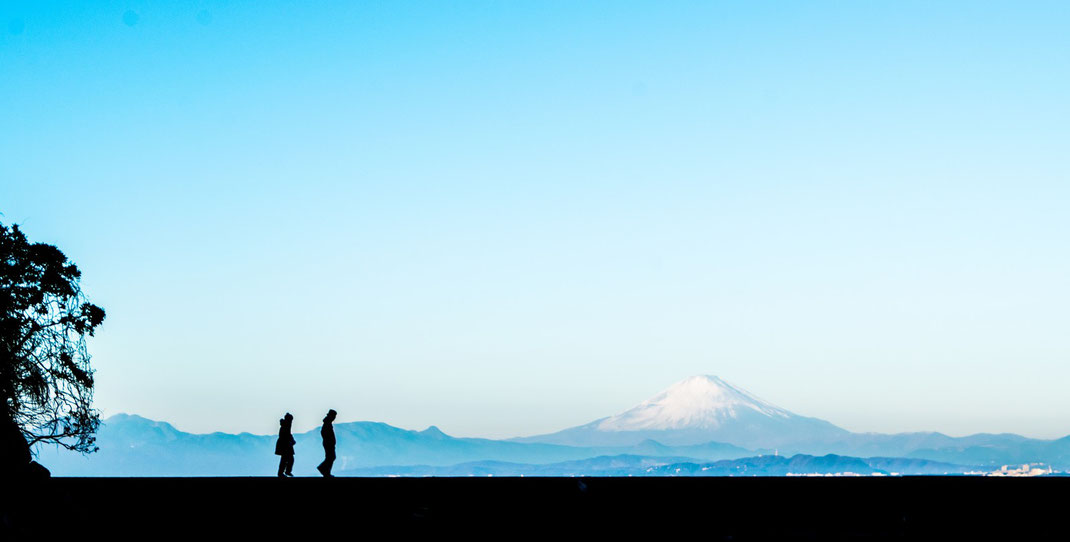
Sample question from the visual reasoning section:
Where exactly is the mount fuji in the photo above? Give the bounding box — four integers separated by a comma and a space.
513, 375, 849, 449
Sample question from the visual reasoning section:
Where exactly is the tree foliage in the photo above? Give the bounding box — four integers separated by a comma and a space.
0, 222, 105, 454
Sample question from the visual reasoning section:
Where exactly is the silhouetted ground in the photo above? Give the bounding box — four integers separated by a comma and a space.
4, 476, 1067, 539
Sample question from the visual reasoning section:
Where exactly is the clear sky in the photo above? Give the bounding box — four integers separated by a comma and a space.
3, 1, 1068, 439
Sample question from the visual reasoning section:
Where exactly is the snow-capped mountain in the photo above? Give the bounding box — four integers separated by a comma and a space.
595, 375, 795, 431
514, 375, 850, 449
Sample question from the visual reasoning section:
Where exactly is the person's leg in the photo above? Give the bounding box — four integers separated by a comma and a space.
284, 455, 294, 476
318, 449, 336, 476
278, 455, 286, 477
324, 449, 336, 476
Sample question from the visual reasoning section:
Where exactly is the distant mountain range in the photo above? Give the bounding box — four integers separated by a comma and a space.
35, 375, 1070, 476
514, 375, 1070, 467
341, 454, 976, 477
37, 413, 752, 476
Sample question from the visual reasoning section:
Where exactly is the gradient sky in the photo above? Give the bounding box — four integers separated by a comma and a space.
3, 1, 1068, 439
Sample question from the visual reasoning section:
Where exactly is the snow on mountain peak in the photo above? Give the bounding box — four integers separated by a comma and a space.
595, 375, 794, 431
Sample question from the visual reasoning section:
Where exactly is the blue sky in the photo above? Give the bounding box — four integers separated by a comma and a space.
3, 1, 1068, 438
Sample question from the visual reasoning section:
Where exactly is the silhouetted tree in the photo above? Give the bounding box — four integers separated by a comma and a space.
0, 221, 105, 470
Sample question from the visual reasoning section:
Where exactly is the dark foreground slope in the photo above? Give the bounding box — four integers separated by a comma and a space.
4, 477, 1068, 539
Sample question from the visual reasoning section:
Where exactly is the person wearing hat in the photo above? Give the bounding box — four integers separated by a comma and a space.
316, 409, 337, 477
275, 413, 296, 477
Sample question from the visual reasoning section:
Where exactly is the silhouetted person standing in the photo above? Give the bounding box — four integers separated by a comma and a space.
317, 409, 337, 477
275, 413, 295, 477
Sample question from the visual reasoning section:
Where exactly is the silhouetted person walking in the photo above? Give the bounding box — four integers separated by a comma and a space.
275, 413, 295, 477
317, 409, 337, 477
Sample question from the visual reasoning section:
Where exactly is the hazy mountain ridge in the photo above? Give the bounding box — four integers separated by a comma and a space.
513, 376, 1070, 468
37, 413, 753, 476
36, 375, 1070, 475
37, 411, 1070, 476
340, 453, 978, 477
642, 454, 978, 477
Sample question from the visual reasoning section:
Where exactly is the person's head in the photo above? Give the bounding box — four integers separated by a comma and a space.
325, 409, 337, 422
284, 413, 293, 422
